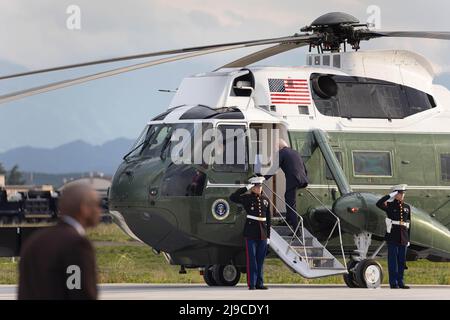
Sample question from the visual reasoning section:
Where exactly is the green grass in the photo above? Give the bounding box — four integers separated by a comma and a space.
0, 224, 449, 285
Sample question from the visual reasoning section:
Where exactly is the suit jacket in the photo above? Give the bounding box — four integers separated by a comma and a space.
266, 147, 309, 190
376, 195, 411, 246
18, 221, 97, 300
230, 187, 271, 240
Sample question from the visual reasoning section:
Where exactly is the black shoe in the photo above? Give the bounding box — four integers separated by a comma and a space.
399, 284, 410, 289
390, 285, 399, 289
248, 287, 256, 290
256, 285, 268, 290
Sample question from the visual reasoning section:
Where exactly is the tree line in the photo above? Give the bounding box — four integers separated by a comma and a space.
0, 162, 26, 185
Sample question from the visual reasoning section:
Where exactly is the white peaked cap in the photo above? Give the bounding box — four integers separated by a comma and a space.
391, 184, 408, 192
248, 176, 265, 184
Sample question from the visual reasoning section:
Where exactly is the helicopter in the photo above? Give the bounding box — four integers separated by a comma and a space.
1, 12, 450, 288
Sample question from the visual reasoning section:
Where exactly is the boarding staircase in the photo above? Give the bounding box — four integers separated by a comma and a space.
262, 129, 349, 278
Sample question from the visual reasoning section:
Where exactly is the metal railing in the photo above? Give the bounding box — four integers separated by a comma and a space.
304, 189, 347, 270
263, 186, 310, 266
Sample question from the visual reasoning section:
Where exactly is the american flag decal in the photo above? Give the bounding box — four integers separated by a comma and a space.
268, 78, 310, 104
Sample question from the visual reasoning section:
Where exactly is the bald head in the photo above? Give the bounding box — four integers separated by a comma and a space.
59, 183, 101, 228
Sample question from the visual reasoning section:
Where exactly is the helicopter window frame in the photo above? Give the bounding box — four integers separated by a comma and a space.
351, 150, 394, 178
211, 122, 249, 173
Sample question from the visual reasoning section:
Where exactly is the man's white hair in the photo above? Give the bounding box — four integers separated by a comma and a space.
277, 138, 288, 150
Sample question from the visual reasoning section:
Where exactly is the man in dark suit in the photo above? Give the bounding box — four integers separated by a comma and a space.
18, 183, 101, 300
265, 139, 308, 230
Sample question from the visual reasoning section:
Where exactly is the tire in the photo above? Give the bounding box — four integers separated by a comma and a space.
343, 260, 359, 288
203, 265, 218, 286
355, 259, 383, 288
212, 264, 241, 286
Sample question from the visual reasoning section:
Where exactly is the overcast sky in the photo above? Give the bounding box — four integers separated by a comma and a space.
1, 0, 450, 152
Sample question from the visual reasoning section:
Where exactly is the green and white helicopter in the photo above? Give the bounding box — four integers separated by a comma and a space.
2, 12, 450, 288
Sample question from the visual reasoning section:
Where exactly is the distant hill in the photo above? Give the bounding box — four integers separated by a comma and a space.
0, 138, 134, 175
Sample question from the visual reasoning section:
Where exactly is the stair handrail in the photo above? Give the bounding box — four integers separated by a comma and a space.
263, 186, 310, 265
305, 188, 347, 270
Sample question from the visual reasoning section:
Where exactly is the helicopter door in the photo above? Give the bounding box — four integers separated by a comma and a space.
250, 123, 288, 216
203, 123, 250, 224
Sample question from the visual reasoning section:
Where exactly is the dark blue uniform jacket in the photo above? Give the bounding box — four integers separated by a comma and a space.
230, 187, 271, 240
376, 195, 411, 246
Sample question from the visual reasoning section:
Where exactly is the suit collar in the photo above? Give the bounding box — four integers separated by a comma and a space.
60, 215, 86, 236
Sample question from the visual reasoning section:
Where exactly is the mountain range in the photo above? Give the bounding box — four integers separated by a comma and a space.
0, 138, 134, 175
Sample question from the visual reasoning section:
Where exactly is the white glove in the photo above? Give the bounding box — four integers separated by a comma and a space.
407, 242, 410, 247
246, 184, 254, 190
387, 191, 398, 202
266, 239, 270, 245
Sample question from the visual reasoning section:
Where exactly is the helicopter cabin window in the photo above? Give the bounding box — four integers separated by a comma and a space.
212, 124, 248, 172
311, 74, 436, 119
352, 151, 392, 177
440, 154, 450, 181
325, 151, 343, 180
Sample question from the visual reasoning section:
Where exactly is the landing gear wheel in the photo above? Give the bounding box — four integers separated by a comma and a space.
343, 260, 359, 288
203, 265, 218, 286
355, 259, 383, 288
212, 264, 241, 286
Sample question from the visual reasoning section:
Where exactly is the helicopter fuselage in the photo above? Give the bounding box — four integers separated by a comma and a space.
109, 49, 450, 268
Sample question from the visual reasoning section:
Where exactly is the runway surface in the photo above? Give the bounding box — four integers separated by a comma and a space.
0, 284, 449, 300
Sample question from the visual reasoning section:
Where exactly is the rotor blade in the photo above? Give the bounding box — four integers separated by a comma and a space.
217, 42, 308, 70
362, 30, 450, 40
0, 44, 247, 105
0, 34, 315, 80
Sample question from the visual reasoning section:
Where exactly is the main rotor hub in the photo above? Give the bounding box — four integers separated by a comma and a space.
301, 12, 372, 52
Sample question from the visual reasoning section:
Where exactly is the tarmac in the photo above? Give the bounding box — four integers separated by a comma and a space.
0, 284, 449, 300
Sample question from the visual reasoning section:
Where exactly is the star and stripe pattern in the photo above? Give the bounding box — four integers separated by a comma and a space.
268, 78, 310, 104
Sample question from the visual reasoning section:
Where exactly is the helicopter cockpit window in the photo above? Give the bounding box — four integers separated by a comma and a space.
311, 74, 436, 119
123, 124, 149, 160
212, 125, 248, 172
140, 125, 172, 158
160, 163, 206, 197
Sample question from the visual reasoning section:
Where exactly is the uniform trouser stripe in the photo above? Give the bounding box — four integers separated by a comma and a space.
245, 239, 250, 288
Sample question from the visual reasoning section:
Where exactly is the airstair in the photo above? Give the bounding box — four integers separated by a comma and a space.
263, 129, 349, 278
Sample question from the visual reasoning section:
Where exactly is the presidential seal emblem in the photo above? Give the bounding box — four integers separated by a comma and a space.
211, 199, 230, 220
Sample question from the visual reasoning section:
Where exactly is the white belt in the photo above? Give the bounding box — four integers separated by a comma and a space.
392, 220, 410, 228
385, 218, 409, 233
246, 215, 266, 222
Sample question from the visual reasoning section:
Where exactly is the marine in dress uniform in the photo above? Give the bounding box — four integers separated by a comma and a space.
376, 184, 411, 289
230, 176, 271, 290
265, 139, 308, 230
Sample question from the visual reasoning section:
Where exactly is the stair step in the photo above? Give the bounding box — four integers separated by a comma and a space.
291, 246, 324, 256
310, 267, 347, 270
305, 257, 336, 268
272, 225, 295, 236
281, 235, 313, 246
290, 256, 336, 268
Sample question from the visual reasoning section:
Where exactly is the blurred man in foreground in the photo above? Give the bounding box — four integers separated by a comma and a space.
18, 183, 101, 300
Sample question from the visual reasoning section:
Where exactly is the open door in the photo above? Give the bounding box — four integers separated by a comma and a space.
249, 122, 289, 215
